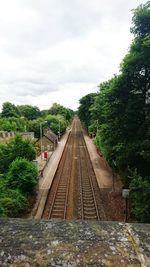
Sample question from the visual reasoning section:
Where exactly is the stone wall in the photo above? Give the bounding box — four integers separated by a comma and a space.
0, 219, 149, 267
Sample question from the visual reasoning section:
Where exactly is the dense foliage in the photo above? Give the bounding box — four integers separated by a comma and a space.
0, 102, 74, 138
0, 117, 27, 132
78, 93, 97, 129
17, 105, 41, 120
48, 103, 74, 121
0, 102, 73, 217
0, 136, 37, 217
1, 102, 20, 118
0, 135, 36, 173
78, 2, 150, 222
7, 158, 38, 194
0, 186, 27, 217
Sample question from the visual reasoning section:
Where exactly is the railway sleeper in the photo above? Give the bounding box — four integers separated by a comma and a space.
83, 199, 95, 204
82, 184, 92, 188
83, 195, 94, 199
83, 204, 96, 208
84, 215, 98, 220
82, 189, 93, 193
54, 200, 65, 204
56, 192, 66, 196
82, 186, 91, 189
58, 186, 67, 190
84, 207, 96, 212
53, 203, 65, 207
53, 206, 65, 211
55, 194, 66, 199
82, 189, 93, 192
84, 211, 98, 216
58, 183, 67, 186
54, 199, 66, 203
82, 190, 93, 194
50, 214, 64, 218
51, 210, 65, 215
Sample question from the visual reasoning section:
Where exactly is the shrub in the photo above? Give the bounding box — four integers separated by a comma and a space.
0, 135, 36, 174
6, 158, 38, 194
0, 190, 27, 217
130, 171, 150, 223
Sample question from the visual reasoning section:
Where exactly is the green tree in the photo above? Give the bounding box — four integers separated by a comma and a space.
1, 102, 20, 118
78, 1, 150, 221
45, 114, 67, 135
27, 118, 43, 138
130, 171, 150, 222
27, 114, 68, 138
18, 105, 41, 120
0, 135, 36, 174
78, 93, 97, 129
48, 103, 73, 121
131, 1, 150, 38
0, 188, 27, 217
0, 117, 27, 132
41, 109, 49, 117
6, 158, 38, 194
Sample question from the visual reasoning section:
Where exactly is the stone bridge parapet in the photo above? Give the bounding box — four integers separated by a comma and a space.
0, 219, 149, 266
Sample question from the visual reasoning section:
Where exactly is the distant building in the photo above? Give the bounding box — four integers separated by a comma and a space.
35, 128, 58, 152
0, 131, 35, 144
21, 132, 34, 140
0, 131, 15, 143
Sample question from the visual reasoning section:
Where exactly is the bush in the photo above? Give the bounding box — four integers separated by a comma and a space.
0, 190, 27, 217
130, 171, 150, 223
0, 180, 27, 217
0, 135, 36, 173
6, 158, 38, 194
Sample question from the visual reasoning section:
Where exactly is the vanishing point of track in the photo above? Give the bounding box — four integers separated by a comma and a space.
42, 117, 106, 220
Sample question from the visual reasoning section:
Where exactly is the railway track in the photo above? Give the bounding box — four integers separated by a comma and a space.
77, 130, 100, 220
42, 124, 74, 219
42, 118, 106, 220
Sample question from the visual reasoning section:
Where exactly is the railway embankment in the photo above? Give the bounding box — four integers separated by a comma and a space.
0, 219, 149, 266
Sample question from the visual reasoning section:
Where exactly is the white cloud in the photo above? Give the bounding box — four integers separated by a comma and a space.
0, 0, 147, 111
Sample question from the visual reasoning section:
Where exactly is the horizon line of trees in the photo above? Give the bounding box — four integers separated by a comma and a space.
78, 1, 150, 222
0, 102, 74, 138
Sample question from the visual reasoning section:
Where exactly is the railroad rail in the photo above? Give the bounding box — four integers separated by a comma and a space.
42, 118, 106, 220
42, 122, 75, 219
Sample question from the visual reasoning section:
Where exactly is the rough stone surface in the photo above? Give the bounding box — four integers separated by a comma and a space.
0, 219, 149, 266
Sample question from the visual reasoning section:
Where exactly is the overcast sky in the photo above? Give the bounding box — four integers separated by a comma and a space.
0, 0, 147, 111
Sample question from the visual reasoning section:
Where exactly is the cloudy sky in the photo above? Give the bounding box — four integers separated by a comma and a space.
0, 0, 147, 111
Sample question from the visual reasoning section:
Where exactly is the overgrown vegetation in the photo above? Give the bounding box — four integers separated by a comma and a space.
0, 136, 37, 217
0, 102, 74, 137
0, 135, 36, 173
78, 1, 150, 222
0, 102, 74, 217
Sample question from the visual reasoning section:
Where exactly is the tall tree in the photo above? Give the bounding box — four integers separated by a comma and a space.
18, 105, 41, 120
1, 102, 20, 118
78, 1, 150, 221
48, 103, 73, 121
0, 135, 36, 174
78, 93, 97, 129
